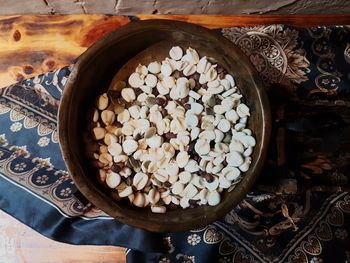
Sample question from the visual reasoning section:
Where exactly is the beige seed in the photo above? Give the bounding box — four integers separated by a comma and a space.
151, 205, 166, 213
199, 73, 208, 84
133, 172, 149, 190
97, 145, 109, 155
222, 88, 237, 97
221, 98, 235, 111
169, 46, 183, 60
225, 74, 235, 87
117, 109, 130, 124
179, 171, 192, 184
218, 119, 231, 132
161, 195, 171, 205
106, 172, 121, 189
87, 108, 99, 122
189, 90, 201, 100
197, 57, 212, 74
97, 169, 107, 183
208, 190, 221, 206
147, 161, 158, 173
222, 167, 241, 181
199, 130, 215, 141
176, 151, 190, 168
119, 167, 132, 177
133, 192, 145, 207
162, 143, 175, 159
234, 123, 245, 131
183, 64, 197, 76
208, 79, 220, 89
162, 76, 176, 89
229, 140, 244, 153
180, 197, 190, 208
242, 128, 252, 136
172, 181, 185, 195
121, 88, 136, 102
135, 64, 148, 76
104, 133, 118, 145
191, 176, 206, 189
176, 85, 190, 99
156, 82, 170, 95
96, 93, 109, 110
128, 105, 141, 119
113, 154, 128, 163
166, 162, 179, 177
145, 74, 157, 88
118, 186, 133, 198
148, 188, 160, 205
182, 183, 198, 199
144, 127, 157, 139
190, 127, 200, 140
236, 103, 250, 117
128, 72, 144, 88
108, 142, 122, 156
189, 102, 204, 115
149, 148, 165, 162
122, 139, 138, 155
213, 155, 225, 166
121, 123, 135, 136
208, 85, 224, 95
212, 164, 224, 174
185, 114, 198, 129
241, 135, 256, 147
92, 127, 106, 140
214, 129, 224, 143
213, 105, 225, 115
220, 79, 231, 90
226, 151, 244, 167
171, 196, 180, 205
194, 139, 210, 155
148, 61, 161, 74
146, 135, 163, 148
139, 106, 149, 119
186, 47, 200, 64
239, 157, 252, 172
205, 176, 219, 191
243, 146, 253, 157
185, 160, 199, 173
205, 65, 218, 81
161, 63, 173, 76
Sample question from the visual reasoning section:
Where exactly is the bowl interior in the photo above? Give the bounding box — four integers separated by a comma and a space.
59, 20, 270, 232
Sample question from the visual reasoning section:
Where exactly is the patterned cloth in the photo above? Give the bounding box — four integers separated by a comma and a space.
1, 25, 350, 263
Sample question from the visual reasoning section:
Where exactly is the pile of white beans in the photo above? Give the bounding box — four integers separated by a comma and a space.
84, 46, 255, 213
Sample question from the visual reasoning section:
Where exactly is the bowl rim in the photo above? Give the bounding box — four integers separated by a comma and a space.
58, 19, 271, 232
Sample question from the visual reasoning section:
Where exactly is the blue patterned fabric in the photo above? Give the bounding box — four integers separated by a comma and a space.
1, 25, 350, 263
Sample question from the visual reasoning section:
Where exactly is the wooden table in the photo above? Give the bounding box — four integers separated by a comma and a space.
0, 14, 349, 263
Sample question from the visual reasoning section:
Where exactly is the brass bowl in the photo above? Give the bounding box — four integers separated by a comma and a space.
58, 20, 270, 232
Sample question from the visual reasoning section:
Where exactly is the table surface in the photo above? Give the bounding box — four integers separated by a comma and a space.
0, 14, 349, 263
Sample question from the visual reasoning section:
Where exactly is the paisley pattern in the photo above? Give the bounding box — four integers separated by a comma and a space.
0, 25, 349, 263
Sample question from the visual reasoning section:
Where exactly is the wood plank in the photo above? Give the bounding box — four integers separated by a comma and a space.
138, 14, 350, 28
0, 15, 129, 88
0, 210, 126, 263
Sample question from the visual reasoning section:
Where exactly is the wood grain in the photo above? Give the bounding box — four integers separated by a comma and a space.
0, 210, 125, 263
0, 15, 129, 88
138, 14, 350, 28
0, 14, 349, 88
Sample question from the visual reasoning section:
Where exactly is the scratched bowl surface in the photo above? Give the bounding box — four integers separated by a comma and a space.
58, 19, 270, 232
